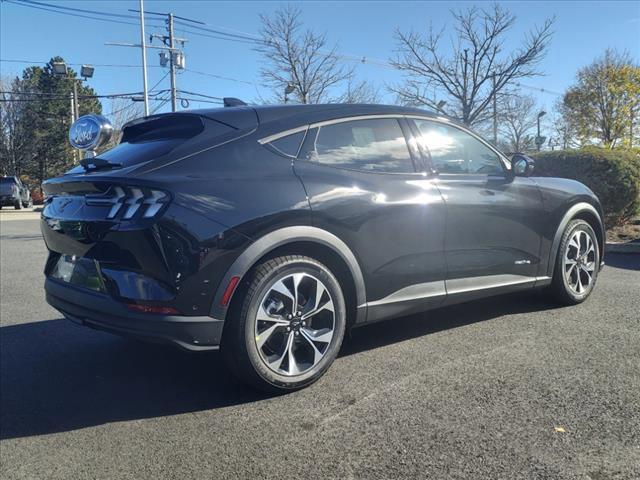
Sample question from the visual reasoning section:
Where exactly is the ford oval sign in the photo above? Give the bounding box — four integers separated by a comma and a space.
69, 114, 113, 151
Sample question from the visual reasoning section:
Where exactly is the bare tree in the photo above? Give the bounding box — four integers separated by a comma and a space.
0, 76, 31, 176
258, 5, 352, 103
391, 3, 554, 126
102, 98, 144, 150
338, 77, 381, 104
498, 93, 538, 152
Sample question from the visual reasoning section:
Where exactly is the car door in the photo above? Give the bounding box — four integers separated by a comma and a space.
292, 116, 447, 323
409, 117, 545, 298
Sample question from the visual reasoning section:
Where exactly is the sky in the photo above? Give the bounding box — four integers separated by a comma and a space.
1, 0, 639, 118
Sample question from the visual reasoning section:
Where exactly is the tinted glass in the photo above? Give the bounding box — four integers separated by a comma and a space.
310, 118, 413, 173
414, 120, 503, 175
1, 177, 17, 185
268, 130, 305, 157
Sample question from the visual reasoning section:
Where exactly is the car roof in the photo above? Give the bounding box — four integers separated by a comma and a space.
187, 103, 447, 129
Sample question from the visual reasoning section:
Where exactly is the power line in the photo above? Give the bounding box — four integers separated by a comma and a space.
7, 0, 164, 28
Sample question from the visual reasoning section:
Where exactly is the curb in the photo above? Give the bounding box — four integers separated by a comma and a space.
606, 242, 640, 254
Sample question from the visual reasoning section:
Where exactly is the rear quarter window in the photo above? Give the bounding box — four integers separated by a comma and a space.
265, 130, 306, 158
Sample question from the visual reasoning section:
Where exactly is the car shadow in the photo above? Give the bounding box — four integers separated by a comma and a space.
0, 291, 558, 440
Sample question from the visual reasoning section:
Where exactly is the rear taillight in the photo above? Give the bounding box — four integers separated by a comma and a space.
85, 186, 168, 220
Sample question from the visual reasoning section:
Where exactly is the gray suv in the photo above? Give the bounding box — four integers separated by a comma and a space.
1, 176, 32, 209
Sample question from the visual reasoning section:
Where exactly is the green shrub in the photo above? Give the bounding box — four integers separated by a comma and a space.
532, 147, 640, 227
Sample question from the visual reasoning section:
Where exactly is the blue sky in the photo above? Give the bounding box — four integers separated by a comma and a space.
1, 0, 639, 117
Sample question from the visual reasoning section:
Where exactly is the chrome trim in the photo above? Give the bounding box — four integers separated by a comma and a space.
360, 274, 551, 308
258, 125, 309, 145
446, 274, 549, 294
364, 280, 446, 308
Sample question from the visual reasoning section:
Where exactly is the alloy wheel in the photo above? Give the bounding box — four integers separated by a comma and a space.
254, 272, 335, 376
563, 229, 596, 295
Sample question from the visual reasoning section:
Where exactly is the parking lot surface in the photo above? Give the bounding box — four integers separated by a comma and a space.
1, 217, 639, 479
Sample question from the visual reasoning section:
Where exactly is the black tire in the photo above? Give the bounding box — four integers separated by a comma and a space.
222, 255, 346, 392
25, 198, 33, 208
550, 219, 599, 305
14, 200, 22, 210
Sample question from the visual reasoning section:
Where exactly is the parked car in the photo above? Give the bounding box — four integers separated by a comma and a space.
1, 176, 32, 209
41, 104, 604, 392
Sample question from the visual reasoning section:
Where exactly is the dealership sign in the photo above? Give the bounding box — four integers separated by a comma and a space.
69, 114, 113, 154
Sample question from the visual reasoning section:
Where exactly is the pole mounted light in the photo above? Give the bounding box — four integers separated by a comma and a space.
52, 61, 68, 76
80, 65, 95, 79
284, 83, 295, 104
536, 110, 547, 151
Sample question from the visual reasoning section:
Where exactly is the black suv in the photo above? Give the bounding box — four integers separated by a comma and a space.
1, 176, 32, 209
42, 104, 604, 391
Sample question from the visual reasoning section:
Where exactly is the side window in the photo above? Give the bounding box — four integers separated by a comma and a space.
308, 118, 414, 174
266, 130, 306, 158
413, 120, 504, 175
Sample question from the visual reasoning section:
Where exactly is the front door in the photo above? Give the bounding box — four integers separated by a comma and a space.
409, 118, 545, 297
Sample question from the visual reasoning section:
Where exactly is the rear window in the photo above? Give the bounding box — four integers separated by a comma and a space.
1, 177, 17, 185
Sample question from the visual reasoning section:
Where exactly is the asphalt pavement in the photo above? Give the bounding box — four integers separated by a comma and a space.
1, 216, 639, 479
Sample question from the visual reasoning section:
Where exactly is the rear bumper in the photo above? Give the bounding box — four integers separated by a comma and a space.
45, 278, 224, 351
0, 195, 20, 205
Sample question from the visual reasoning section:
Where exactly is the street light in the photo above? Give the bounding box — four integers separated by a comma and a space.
536, 110, 547, 151
52, 61, 68, 76
80, 64, 95, 80
284, 83, 295, 104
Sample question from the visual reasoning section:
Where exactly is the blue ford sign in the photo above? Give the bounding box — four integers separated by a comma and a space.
69, 114, 113, 152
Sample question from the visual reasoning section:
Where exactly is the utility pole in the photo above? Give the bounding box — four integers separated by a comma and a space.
72, 80, 80, 121
492, 75, 498, 145
139, 0, 150, 116
168, 13, 177, 112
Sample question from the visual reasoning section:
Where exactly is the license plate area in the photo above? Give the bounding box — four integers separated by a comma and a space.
50, 255, 106, 293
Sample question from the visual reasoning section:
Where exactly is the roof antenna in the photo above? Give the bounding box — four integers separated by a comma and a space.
223, 97, 247, 107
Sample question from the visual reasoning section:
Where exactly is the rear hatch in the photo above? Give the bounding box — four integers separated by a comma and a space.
64, 107, 258, 177
1, 177, 17, 196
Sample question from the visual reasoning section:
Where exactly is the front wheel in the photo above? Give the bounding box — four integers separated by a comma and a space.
14, 200, 22, 210
550, 219, 600, 305
222, 255, 346, 392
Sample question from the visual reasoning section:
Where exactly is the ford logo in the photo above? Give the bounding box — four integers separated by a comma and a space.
69, 114, 113, 151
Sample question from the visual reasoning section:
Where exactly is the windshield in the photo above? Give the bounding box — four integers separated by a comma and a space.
1, 177, 17, 185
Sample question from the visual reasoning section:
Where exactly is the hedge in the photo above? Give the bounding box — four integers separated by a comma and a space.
532, 147, 640, 227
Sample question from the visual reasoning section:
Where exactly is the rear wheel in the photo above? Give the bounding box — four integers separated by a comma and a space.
550, 219, 599, 305
14, 200, 22, 210
222, 255, 346, 392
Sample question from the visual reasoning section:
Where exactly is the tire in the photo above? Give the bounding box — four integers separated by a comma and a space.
550, 219, 599, 305
25, 198, 33, 208
222, 255, 346, 392
14, 200, 22, 210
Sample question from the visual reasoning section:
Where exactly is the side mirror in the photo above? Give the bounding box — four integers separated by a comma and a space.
511, 154, 535, 177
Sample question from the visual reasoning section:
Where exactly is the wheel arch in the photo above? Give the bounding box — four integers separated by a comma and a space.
210, 226, 367, 326
547, 202, 604, 278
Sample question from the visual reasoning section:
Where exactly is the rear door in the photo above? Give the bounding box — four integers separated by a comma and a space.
293, 116, 447, 322
409, 117, 545, 295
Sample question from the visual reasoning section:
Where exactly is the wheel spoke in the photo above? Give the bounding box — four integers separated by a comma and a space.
256, 323, 281, 350
256, 304, 289, 325
300, 329, 325, 364
270, 279, 295, 307
301, 326, 333, 344
267, 331, 294, 372
292, 273, 305, 312
286, 334, 300, 375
